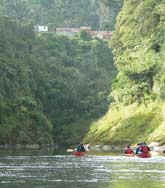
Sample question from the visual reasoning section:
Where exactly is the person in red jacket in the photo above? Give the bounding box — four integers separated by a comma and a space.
125, 145, 134, 154
136, 142, 151, 158
141, 142, 150, 153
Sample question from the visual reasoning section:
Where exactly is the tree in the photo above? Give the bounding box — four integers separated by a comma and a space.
4, 0, 33, 23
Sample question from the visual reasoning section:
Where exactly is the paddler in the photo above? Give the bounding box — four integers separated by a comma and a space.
76, 143, 86, 152
141, 142, 150, 153
124, 144, 134, 154
136, 142, 150, 156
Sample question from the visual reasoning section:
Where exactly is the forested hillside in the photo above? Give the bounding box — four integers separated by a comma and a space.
0, 13, 116, 146
0, 17, 52, 145
85, 0, 165, 146
2, 0, 122, 30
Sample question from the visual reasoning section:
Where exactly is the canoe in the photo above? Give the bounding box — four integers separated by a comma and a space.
136, 152, 151, 158
124, 152, 151, 158
72, 151, 85, 156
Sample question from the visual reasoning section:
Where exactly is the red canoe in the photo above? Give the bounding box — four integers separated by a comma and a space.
72, 151, 85, 156
136, 152, 151, 158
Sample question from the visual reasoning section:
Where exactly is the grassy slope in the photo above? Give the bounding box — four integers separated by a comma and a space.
84, 101, 165, 145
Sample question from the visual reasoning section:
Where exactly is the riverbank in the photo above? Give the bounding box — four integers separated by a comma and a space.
84, 102, 165, 147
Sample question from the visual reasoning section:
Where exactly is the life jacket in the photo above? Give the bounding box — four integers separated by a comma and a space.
136, 146, 142, 154
125, 148, 133, 154
77, 145, 85, 152
141, 146, 149, 153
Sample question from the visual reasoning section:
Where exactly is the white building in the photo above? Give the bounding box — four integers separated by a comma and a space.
35, 25, 48, 32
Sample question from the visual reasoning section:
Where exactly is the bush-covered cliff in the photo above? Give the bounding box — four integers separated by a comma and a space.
85, 0, 165, 146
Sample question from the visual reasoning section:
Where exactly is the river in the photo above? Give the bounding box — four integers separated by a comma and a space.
0, 149, 165, 188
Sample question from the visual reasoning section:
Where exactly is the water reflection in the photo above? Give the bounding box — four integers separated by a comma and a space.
0, 150, 165, 188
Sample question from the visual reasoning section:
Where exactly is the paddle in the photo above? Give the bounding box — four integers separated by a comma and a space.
66, 149, 75, 152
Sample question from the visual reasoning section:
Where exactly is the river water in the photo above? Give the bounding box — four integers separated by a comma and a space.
0, 150, 165, 188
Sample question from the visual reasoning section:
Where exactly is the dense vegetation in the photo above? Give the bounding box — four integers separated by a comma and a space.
3, 0, 165, 147
85, 0, 165, 146
0, 14, 116, 146
0, 17, 52, 145
2, 0, 122, 30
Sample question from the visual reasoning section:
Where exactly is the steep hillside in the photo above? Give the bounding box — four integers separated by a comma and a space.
0, 0, 121, 146
84, 0, 165, 146
0, 17, 53, 145
0, 16, 116, 146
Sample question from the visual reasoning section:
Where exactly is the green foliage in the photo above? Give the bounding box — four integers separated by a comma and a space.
2, 0, 121, 30
0, 15, 116, 145
0, 17, 52, 145
111, 0, 165, 104
100, 0, 123, 30
34, 33, 116, 144
4, 0, 33, 23
84, 102, 164, 145
84, 0, 165, 146
78, 30, 92, 41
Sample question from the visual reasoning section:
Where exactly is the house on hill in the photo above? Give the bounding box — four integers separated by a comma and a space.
55, 27, 112, 39
34, 25, 113, 39
35, 25, 48, 32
